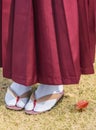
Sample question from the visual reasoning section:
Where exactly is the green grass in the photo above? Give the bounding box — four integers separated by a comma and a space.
0, 62, 96, 130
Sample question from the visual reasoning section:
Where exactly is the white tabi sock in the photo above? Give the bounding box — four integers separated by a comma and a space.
25, 84, 64, 112
5, 82, 32, 108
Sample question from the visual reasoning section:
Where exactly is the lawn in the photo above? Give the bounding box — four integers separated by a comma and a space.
0, 62, 96, 130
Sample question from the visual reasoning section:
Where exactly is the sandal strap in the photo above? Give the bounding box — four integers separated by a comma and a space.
36, 92, 64, 103
20, 91, 31, 98
8, 87, 31, 98
8, 87, 18, 98
30, 93, 35, 101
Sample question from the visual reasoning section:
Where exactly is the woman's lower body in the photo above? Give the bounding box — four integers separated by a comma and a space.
1, 0, 96, 114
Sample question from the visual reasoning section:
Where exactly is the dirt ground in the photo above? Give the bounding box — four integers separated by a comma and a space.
0, 62, 96, 130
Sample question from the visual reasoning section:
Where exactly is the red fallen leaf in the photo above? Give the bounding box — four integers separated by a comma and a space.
76, 100, 89, 110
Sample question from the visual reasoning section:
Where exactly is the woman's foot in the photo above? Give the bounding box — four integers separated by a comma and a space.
25, 84, 64, 114
5, 82, 32, 110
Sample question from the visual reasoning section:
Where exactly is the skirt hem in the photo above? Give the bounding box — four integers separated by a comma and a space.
2, 70, 92, 86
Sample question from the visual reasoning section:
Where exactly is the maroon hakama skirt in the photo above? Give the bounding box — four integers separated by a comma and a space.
1, 0, 96, 86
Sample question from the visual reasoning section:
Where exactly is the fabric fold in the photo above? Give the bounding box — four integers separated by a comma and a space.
1, 0, 95, 86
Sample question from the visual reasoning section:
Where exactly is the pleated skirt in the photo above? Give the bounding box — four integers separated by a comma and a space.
1, 0, 96, 86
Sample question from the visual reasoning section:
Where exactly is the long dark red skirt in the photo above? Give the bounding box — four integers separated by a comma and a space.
1, 0, 96, 86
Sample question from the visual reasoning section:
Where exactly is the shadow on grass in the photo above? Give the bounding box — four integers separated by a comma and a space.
0, 86, 7, 106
